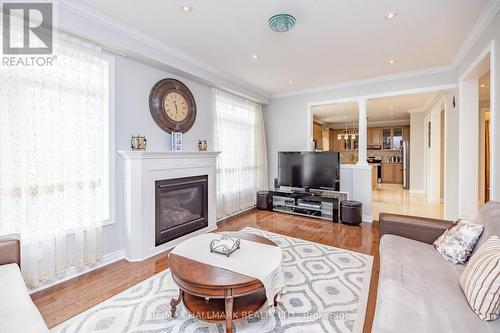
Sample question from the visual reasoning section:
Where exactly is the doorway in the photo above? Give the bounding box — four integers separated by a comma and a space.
478, 71, 491, 205
458, 42, 495, 218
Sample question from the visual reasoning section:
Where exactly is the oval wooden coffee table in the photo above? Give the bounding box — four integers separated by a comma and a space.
169, 232, 277, 333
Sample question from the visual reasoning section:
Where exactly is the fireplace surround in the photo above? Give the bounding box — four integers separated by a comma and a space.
118, 151, 219, 261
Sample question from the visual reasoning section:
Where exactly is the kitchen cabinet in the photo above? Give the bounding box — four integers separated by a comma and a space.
372, 165, 378, 190
329, 126, 410, 151
382, 163, 403, 184
322, 128, 330, 151
368, 128, 382, 145
393, 128, 403, 149
313, 122, 323, 150
330, 129, 344, 151
403, 126, 410, 142
382, 128, 392, 149
379, 126, 410, 150
394, 164, 403, 183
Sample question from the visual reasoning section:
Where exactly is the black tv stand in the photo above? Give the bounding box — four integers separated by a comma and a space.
267, 188, 340, 223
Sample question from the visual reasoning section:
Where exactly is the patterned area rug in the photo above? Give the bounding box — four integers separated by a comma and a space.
51, 227, 373, 333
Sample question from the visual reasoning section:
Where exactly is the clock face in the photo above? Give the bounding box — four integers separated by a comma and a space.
163, 92, 188, 122
149, 78, 197, 134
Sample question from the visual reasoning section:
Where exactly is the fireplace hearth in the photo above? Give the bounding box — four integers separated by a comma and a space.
155, 175, 208, 246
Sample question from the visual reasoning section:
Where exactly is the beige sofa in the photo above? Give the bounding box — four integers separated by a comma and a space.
372, 201, 500, 333
0, 235, 49, 333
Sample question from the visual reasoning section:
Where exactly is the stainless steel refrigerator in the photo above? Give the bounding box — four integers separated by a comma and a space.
402, 140, 410, 189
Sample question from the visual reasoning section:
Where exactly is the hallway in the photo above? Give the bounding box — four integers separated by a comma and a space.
372, 184, 444, 220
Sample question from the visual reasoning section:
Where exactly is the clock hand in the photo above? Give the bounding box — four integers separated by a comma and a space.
174, 101, 179, 113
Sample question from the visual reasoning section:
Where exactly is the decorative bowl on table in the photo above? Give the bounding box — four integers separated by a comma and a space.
210, 234, 241, 257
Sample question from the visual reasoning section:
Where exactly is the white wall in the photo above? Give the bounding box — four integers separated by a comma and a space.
456, 11, 500, 218
53, 5, 233, 256
409, 111, 426, 192
264, 72, 456, 222
444, 91, 459, 219
112, 57, 216, 255
263, 71, 456, 187
428, 99, 444, 203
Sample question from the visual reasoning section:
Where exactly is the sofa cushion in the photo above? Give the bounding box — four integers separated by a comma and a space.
433, 219, 483, 264
474, 201, 500, 252
460, 236, 500, 321
0, 264, 49, 333
373, 234, 500, 333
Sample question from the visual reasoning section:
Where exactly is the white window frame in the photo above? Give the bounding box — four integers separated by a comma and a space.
101, 53, 116, 226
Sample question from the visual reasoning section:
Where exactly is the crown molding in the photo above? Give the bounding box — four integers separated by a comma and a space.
452, 0, 500, 67
327, 119, 410, 129
52, 0, 497, 103
54, 0, 271, 103
271, 64, 455, 99
271, 0, 499, 100
407, 109, 427, 114
426, 92, 447, 113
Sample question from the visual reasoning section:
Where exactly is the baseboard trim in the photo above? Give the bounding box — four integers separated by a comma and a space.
362, 215, 373, 223
123, 225, 218, 262
217, 206, 256, 224
29, 249, 125, 294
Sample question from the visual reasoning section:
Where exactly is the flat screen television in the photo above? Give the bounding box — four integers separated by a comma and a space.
278, 151, 340, 191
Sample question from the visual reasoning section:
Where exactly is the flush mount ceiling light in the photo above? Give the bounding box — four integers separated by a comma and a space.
268, 14, 296, 32
388, 59, 397, 64
180, 5, 192, 12
288, 80, 295, 84
385, 12, 398, 20
251, 54, 259, 60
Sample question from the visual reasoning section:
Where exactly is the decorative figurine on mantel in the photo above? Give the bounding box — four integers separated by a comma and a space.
131, 135, 147, 151
198, 139, 207, 151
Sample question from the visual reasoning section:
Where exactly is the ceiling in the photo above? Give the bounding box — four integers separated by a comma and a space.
312, 91, 438, 125
78, 0, 490, 95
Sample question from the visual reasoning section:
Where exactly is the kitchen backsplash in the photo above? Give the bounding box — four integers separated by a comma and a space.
340, 150, 402, 164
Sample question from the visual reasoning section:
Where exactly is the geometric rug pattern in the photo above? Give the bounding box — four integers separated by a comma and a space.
51, 227, 373, 333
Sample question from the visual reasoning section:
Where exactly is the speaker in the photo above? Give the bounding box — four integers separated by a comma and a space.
274, 178, 279, 189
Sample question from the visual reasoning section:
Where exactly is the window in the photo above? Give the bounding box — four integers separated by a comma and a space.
214, 89, 268, 219
0, 35, 112, 287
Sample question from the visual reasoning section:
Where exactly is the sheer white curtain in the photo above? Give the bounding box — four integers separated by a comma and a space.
0, 33, 109, 287
214, 89, 268, 219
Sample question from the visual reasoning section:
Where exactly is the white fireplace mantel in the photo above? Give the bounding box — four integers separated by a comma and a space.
118, 151, 221, 160
117, 150, 220, 261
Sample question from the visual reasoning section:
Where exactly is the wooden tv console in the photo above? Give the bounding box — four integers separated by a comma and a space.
267, 189, 346, 223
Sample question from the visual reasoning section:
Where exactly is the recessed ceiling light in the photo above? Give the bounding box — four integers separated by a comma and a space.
385, 12, 398, 20
288, 80, 295, 84
480, 83, 488, 88
251, 54, 259, 60
180, 5, 192, 12
388, 59, 397, 64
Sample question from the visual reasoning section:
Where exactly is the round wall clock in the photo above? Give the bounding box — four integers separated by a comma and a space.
149, 78, 197, 133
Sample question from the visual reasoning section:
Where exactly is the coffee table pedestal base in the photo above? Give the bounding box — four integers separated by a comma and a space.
171, 288, 267, 333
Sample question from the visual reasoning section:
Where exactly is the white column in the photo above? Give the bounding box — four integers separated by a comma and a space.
357, 98, 368, 166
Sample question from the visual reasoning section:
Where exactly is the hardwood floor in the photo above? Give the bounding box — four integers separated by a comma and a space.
31, 209, 380, 332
